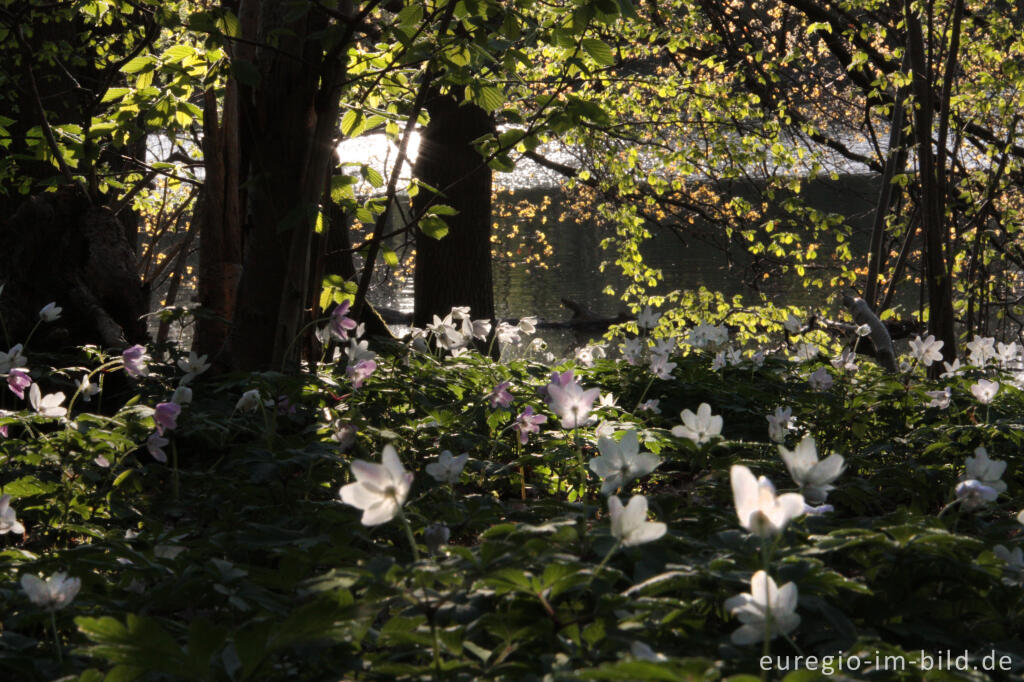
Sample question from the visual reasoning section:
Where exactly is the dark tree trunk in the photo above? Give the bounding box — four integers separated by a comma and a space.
412, 94, 495, 327
227, 0, 348, 371
904, 0, 957, 365
0, 186, 149, 350
905, 1, 958, 366
195, 85, 243, 365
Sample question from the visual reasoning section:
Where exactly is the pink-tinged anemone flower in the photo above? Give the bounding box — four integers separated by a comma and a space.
488, 381, 514, 409
122, 345, 149, 379
347, 359, 377, 389
547, 380, 600, 430
153, 402, 181, 436
330, 301, 358, 341
513, 405, 547, 444
539, 369, 575, 401
147, 432, 169, 463
7, 368, 31, 400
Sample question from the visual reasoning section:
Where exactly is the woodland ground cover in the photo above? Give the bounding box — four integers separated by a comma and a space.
1, 304, 1023, 681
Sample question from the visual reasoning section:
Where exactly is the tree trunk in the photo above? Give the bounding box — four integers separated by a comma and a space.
904, 0, 957, 365
196, 85, 243, 364
0, 186, 149, 350
412, 94, 495, 327
227, 0, 347, 371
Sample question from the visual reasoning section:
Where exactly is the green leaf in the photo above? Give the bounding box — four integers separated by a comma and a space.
582, 38, 615, 66
120, 55, 155, 74
470, 85, 505, 113
428, 204, 458, 216
397, 5, 423, 28
363, 167, 384, 188
382, 248, 399, 267
330, 174, 356, 202
420, 216, 449, 240
101, 88, 130, 103
340, 110, 362, 137
160, 45, 195, 64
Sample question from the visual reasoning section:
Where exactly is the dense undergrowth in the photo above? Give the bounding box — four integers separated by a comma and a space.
1, 308, 1023, 681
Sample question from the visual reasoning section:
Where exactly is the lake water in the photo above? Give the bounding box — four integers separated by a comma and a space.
365, 172, 889, 356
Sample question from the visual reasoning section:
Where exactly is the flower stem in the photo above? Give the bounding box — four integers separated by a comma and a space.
50, 610, 63, 664
397, 508, 420, 562
65, 359, 120, 415
631, 375, 656, 413
22, 319, 42, 351
760, 537, 772, 682
573, 427, 587, 529
430, 618, 443, 676
586, 540, 621, 587
171, 439, 180, 501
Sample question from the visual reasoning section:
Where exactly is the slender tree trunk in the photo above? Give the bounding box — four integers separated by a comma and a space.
412, 93, 495, 327
904, 0, 957, 364
863, 88, 908, 311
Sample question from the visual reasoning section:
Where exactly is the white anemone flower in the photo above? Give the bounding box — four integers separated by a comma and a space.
778, 435, 845, 504
39, 302, 62, 322
965, 447, 1007, 494
993, 545, 1024, 582
956, 479, 998, 510
171, 385, 193, 405
996, 341, 1020, 368
78, 374, 101, 402
621, 337, 644, 365
0, 494, 25, 535
649, 352, 676, 379
28, 384, 66, 418
970, 379, 999, 404
0, 344, 27, 374
766, 406, 792, 444
831, 349, 858, 372
425, 450, 468, 485
925, 387, 951, 409
346, 338, 378, 365
652, 338, 676, 356
730, 465, 805, 538
21, 572, 81, 611
517, 316, 537, 334
672, 403, 723, 445
607, 494, 667, 547
177, 352, 211, 383
630, 641, 668, 662
808, 367, 833, 391
426, 314, 466, 350
636, 306, 661, 331
941, 359, 963, 378
967, 336, 996, 366
339, 445, 414, 526
792, 342, 819, 362
724, 570, 800, 645
235, 389, 264, 412
589, 430, 661, 496
908, 334, 944, 367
